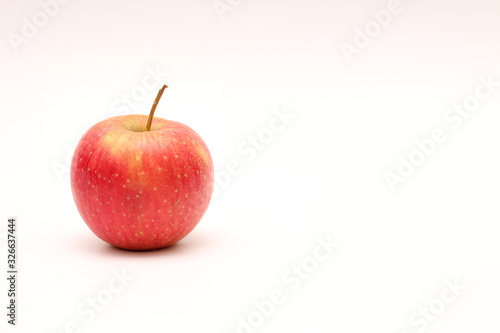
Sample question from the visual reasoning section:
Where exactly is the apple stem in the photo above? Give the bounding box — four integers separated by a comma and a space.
146, 85, 168, 131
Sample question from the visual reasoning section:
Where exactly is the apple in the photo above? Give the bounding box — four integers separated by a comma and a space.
70, 85, 214, 250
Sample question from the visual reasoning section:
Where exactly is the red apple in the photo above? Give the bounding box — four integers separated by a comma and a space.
70, 86, 214, 250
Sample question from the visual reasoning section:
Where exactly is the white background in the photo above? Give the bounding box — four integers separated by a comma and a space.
1, 0, 500, 332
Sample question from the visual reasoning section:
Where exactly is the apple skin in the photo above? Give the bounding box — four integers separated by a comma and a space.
70, 114, 214, 250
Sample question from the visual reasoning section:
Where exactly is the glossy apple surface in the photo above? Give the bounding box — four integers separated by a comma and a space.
70, 114, 214, 250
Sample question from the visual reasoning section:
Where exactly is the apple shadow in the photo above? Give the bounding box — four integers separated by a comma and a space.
104, 239, 187, 256
74, 228, 219, 259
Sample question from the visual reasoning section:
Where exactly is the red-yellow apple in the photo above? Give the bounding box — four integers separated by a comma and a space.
70, 86, 214, 250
